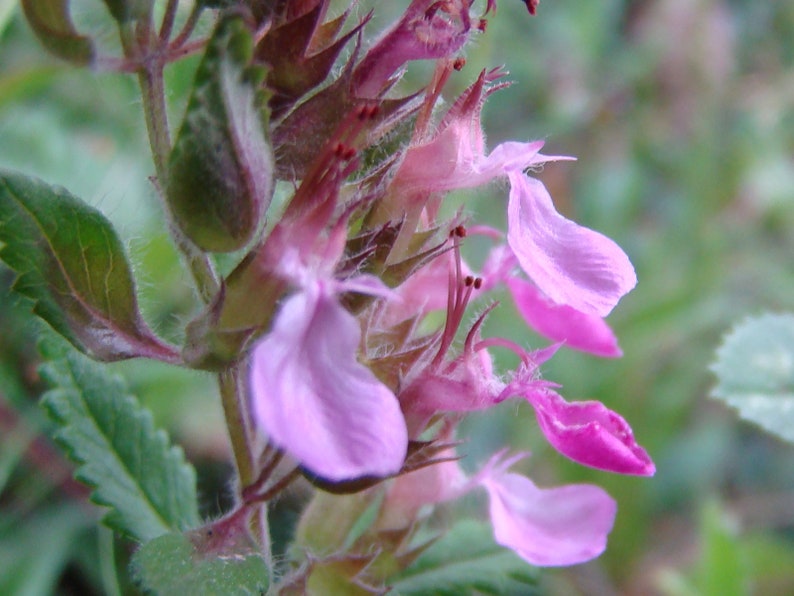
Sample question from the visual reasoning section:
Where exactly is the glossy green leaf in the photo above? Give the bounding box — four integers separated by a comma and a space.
711, 313, 794, 443
0, 170, 179, 362
389, 520, 539, 595
167, 14, 274, 253
20, 0, 95, 65
39, 339, 200, 542
131, 532, 269, 595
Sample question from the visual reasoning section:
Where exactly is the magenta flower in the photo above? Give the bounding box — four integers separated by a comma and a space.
478, 453, 616, 567
513, 387, 655, 476
249, 273, 407, 481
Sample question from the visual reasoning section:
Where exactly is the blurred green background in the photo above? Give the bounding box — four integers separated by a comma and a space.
2, 0, 794, 594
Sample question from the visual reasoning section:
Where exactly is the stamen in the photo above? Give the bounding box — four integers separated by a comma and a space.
453, 57, 466, 71
432, 231, 482, 368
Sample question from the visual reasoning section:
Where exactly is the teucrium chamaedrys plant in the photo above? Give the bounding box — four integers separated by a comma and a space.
4, 0, 655, 591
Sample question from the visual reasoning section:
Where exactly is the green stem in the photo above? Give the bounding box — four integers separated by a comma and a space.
120, 21, 220, 302
218, 366, 255, 487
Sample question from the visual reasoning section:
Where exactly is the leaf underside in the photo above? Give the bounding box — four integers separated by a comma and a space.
712, 313, 794, 444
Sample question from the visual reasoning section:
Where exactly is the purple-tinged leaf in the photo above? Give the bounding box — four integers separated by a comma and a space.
0, 171, 179, 363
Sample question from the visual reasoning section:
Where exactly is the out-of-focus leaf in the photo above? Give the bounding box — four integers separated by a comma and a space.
39, 339, 200, 543
0, 504, 90, 596
0, 170, 180, 362
131, 532, 269, 595
0, 0, 16, 36
167, 14, 274, 253
711, 313, 794, 443
696, 501, 747, 596
20, 0, 95, 65
388, 520, 539, 595
101, 0, 152, 23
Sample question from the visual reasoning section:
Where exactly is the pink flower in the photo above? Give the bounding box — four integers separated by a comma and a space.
393, 70, 560, 197
392, 70, 636, 318
354, 0, 473, 98
506, 171, 637, 318
479, 453, 616, 567
481, 243, 623, 357
506, 276, 622, 358
249, 274, 407, 481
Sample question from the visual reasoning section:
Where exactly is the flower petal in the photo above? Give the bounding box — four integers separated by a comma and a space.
506, 277, 622, 358
527, 390, 655, 476
354, 0, 471, 97
507, 171, 636, 317
482, 471, 616, 566
250, 282, 407, 481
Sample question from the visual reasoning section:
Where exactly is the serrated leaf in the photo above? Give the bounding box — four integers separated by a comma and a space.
39, 340, 200, 542
131, 532, 269, 595
0, 170, 179, 362
388, 520, 539, 595
711, 313, 794, 443
167, 14, 274, 253
20, 0, 95, 65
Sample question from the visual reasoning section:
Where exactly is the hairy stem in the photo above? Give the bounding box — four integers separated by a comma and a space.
120, 20, 220, 302
219, 366, 255, 488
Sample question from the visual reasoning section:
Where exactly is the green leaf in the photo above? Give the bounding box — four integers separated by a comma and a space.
39, 339, 200, 542
20, 0, 95, 65
711, 313, 794, 443
0, 504, 92, 596
131, 532, 270, 595
696, 501, 747, 596
389, 520, 539, 595
0, 170, 179, 362
167, 14, 274, 253
100, 0, 152, 23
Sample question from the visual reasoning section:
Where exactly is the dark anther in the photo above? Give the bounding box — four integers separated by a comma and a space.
464, 275, 474, 287
478, 18, 488, 32
453, 57, 466, 71
455, 224, 467, 238
473, 277, 483, 289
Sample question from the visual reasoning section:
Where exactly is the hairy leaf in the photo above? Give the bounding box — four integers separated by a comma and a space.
0, 170, 179, 362
20, 0, 95, 65
712, 313, 794, 443
389, 520, 539, 595
168, 14, 274, 253
131, 532, 269, 595
39, 340, 200, 542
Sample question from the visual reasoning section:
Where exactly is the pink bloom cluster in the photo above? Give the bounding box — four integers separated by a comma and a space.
248, 0, 653, 568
